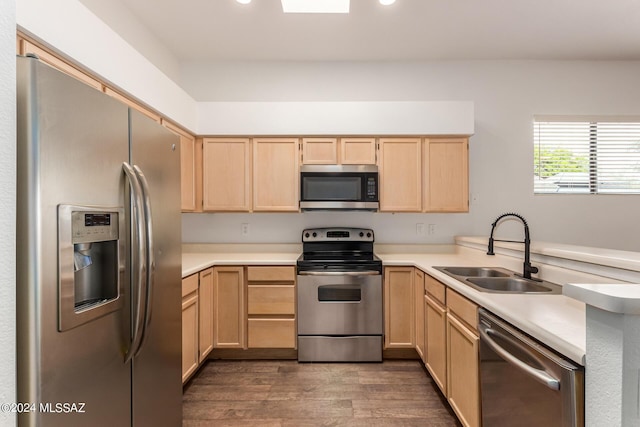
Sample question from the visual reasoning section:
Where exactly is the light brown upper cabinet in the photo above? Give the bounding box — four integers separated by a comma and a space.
253, 138, 300, 212
161, 119, 198, 212
423, 138, 469, 212
340, 138, 377, 164
18, 37, 103, 91
378, 138, 422, 212
301, 138, 338, 164
202, 138, 252, 212
301, 137, 377, 165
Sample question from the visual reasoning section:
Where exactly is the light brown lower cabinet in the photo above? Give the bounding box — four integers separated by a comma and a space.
246, 266, 296, 349
182, 268, 215, 384
384, 267, 415, 348
181, 274, 199, 383
415, 268, 426, 362
198, 268, 214, 362
446, 289, 480, 427
425, 293, 447, 393
213, 266, 246, 348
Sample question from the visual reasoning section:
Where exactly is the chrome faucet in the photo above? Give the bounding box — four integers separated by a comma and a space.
486, 213, 539, 280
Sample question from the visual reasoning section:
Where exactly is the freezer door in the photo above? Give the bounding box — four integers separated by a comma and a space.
16, 56, 131, 426
129, 109, 183, 426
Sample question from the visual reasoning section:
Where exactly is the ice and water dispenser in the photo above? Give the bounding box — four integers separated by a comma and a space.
58, 205, 124, 331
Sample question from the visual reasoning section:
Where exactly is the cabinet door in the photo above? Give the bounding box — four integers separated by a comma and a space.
253, 138, 300, 211
181, 290, 199, 383
203, 138, 252, 211
414, 269, 426, 362
340, 137, 376, 164
162, 120, 198, 212
447, 314, 480, 427
425, 294, 447, 394
378, 138, 422, 212
384, 267, 415, 348
302, 138, 338, 164
213, 266, 246, 348
248, 319, 296, 348
423, 137, 469, 212
198, 268, 214, 363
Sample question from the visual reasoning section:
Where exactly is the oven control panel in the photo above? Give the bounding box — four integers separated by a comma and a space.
302, 227, 374, 242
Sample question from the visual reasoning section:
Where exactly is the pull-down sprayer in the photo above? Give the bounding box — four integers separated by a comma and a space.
487, 212, 539, 280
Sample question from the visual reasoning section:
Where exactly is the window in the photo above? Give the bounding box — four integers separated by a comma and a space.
534, 117, 640, 194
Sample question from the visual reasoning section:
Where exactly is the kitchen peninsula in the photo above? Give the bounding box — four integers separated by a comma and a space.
182, 236, 640, 426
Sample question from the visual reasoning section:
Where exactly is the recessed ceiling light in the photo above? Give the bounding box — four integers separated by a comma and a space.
379, 0, 396, 5
236, 0, 251, 4
281, 0, 350, 14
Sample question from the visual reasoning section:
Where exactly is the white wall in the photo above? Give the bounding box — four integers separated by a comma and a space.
181, 60, 640, 251
78, 0, 182, 83
17, 0, 197, 132
0, 0, 17, 424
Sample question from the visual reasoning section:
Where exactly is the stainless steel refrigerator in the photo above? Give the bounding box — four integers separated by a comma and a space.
16, 55, 182, 426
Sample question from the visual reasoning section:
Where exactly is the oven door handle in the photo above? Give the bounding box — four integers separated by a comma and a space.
479, 325, 560, 391
298, 270, 380, 276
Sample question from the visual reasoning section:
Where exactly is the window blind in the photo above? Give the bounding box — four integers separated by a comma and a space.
533, 119, 640, 194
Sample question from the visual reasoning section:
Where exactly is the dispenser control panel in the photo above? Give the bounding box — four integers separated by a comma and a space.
72, 211, 119, 243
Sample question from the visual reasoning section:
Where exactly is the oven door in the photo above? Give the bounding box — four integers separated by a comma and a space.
297, 272, 382, 336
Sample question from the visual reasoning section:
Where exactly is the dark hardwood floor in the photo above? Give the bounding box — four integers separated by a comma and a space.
183, 360, 461, 426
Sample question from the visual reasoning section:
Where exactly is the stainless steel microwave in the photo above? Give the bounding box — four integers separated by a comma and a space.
299, 165, 379, 211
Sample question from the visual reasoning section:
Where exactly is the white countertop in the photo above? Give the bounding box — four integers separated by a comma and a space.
563, 283, 640, 315
378, 249, 586, 365
182, 251, 300, 277
182, 243, 588, 365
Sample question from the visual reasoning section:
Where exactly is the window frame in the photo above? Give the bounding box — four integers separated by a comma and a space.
533, 116, 640, 195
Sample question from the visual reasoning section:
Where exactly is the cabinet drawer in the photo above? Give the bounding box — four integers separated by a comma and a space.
182, 273, 199, 297
248, 318, 296, 348
446, 289, 478, 330
247, 266, 295, 282
248, 285, 295, 315
425, 274, 446, 305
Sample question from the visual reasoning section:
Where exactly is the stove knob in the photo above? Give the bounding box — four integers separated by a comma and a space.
312, 232, 317, 238
304, 232, 310, 238
366, 232, 372, 238
359, 232, 364, 237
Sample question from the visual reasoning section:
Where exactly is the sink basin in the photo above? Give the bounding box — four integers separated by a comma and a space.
466, 277, 560, 293
433, 266, 562, 294
441, 267, 509, 278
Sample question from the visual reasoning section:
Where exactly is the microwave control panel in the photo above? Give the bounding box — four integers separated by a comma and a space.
366, 177, 378, 200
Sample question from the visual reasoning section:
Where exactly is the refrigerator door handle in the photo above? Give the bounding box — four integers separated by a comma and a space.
134, 165, 155, 348
123, 162, 148, 364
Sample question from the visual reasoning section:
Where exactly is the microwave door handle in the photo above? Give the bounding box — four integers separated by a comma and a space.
133, 165, 155, 354
122, 163, 147, 364
479, 325, 560, 390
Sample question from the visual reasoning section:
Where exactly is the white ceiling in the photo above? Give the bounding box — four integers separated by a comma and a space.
96, 0, 640, 62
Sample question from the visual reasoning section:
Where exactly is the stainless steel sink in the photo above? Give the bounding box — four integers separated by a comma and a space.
466, 277, 559, 293
441, 266, 509, 278
433, 266, 562, 294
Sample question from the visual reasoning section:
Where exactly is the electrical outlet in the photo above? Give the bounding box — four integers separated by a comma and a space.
416, 223, 425, 236
428, 224, 436, 235
241, 223, 250, 236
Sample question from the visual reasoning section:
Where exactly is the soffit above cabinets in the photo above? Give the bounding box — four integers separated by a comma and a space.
197, 101, 474, 136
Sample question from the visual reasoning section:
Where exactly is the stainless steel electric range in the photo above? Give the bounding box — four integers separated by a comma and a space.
296, 227, 383, 362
